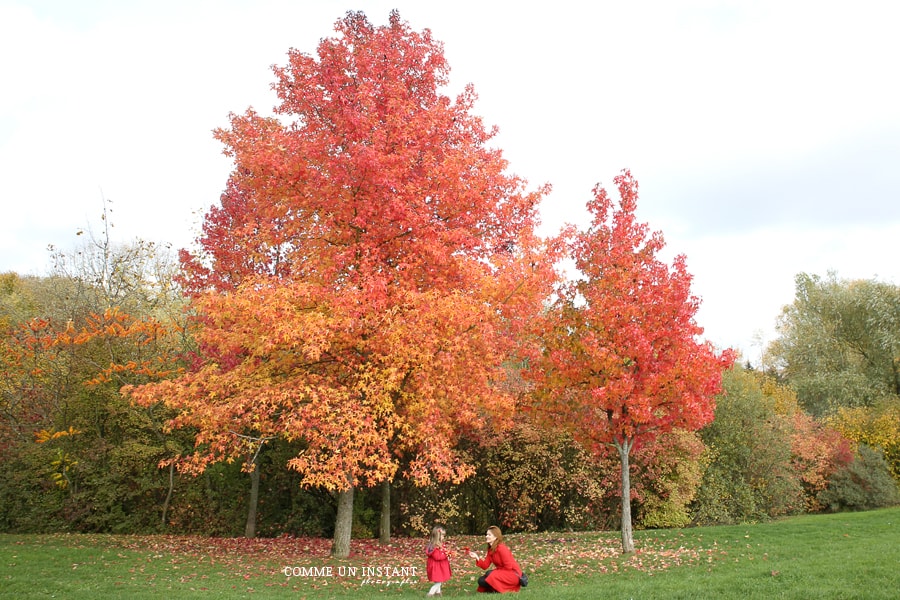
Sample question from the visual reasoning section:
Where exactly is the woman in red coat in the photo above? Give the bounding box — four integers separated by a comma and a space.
468, 525, 523, 593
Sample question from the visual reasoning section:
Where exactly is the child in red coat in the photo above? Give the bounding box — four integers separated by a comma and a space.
426, 525, 451, 597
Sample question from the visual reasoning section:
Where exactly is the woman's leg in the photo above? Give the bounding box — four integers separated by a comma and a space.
477, 574, 496, 593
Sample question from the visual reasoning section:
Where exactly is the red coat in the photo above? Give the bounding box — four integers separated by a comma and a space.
475, 542, 522, 593
426, 545, 452, 583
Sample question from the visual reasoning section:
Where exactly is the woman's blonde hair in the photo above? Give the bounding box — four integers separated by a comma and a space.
486, 525, 503, 550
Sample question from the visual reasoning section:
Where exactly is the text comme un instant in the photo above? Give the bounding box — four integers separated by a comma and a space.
283, 565, 419, 578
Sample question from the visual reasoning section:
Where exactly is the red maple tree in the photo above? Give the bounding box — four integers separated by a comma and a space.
129, 11, 554, 556
527, 170, 734, 553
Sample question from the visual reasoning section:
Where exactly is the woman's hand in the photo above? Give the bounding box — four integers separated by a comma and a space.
468, 551, 479, 559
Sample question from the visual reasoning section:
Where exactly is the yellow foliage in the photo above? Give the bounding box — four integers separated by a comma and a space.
34, 426, 81, 444
828, 401, 900, 479
49, 449, 77, 489
760, 376, 802, 416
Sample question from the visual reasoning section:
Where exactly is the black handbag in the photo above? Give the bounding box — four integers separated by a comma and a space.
519, 571, 529, 587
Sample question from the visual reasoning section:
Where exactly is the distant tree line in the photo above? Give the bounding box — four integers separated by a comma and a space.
2, 251, 897, 539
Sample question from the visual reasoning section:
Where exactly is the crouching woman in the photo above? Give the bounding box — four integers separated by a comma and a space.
468, 526, 523, 593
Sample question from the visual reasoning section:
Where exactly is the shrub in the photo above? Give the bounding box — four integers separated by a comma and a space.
691, 367, 804, 525
817, 444, 900, 512
633, 430, 707, 529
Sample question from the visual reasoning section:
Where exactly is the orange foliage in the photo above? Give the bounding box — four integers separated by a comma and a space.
130, 11, 557, 490
1, 308, 178, 449
789, 411, 854, 510
34, 426, 82, 443
53, 307, 182, 386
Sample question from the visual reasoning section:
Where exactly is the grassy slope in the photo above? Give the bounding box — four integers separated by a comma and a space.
1, 507, 898, 599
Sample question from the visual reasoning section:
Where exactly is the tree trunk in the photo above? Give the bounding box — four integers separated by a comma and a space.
244, 463, 260, 538
332, 486, 355, 558
161, 461, 175, 530
616, 438, 635, 554
379, 478, 391, 543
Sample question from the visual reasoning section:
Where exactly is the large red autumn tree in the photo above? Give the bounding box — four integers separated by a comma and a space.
128, 11, 554, 557
527, 170, 733, 553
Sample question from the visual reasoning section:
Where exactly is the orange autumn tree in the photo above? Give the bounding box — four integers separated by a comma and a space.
128, 11, 553, 557
527, 171, 733, 553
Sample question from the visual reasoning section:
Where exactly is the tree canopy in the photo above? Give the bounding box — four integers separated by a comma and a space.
527, 170, 734, 552
766, 273, 900, 415
128, 10, 556, 557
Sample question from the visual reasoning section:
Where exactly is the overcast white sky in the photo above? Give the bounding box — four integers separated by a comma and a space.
2, 0, 899, 364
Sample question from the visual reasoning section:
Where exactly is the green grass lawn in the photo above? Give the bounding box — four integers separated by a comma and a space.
2, 507, 898, 599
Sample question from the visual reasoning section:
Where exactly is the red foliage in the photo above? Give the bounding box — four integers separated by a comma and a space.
131, 11, 557, 492
529, 171, 734, 449
790, 411, 854, 510
527, 170, 734, 550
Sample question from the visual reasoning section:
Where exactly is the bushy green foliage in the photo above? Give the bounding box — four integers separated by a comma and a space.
632, 430, 706, 528
394, 422, 710, 535
692, 367, 804, 524
767, 274, 900, 416
817, 444, 900, 512
395, 480, 470, 536
475, 421, 611, 532
0, 444, 70, 532
252, 439, 338, 538
394, 421, 613, 535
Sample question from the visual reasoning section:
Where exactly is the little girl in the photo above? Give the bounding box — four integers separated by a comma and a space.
425, 525, 451, 597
